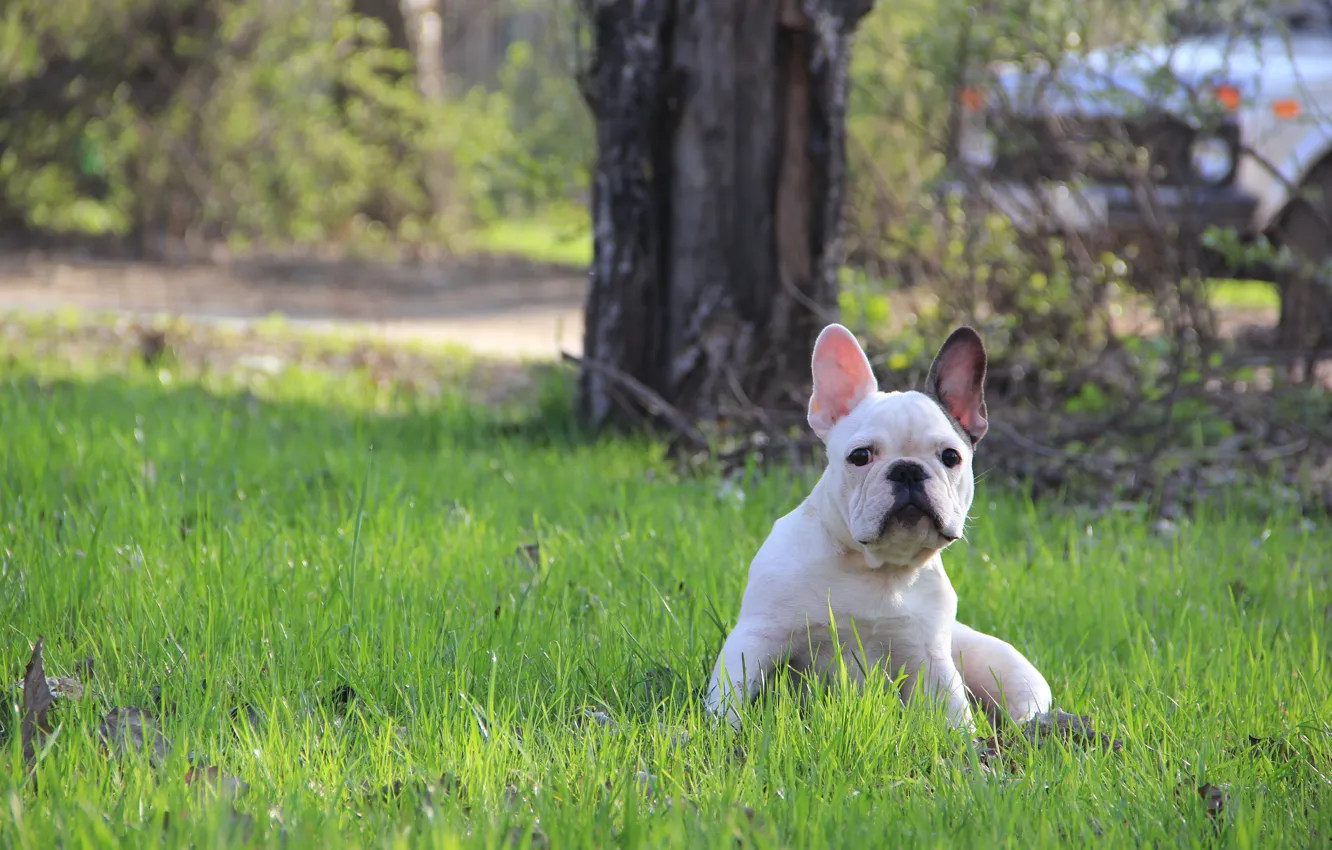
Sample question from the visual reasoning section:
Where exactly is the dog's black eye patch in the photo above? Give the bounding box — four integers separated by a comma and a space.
940, 448, 963, 468
847, 447, 873, 467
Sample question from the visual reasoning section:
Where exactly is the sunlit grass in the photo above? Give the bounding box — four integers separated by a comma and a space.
471, 215, 592, 268
0, 315, 1328, 847
1208, 279, 1281, 311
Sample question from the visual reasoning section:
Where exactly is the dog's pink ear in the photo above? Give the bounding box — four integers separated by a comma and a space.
925, 327, 988, 445
808, 324, 878, 441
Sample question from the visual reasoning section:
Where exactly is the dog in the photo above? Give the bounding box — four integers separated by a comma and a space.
704, 323, 1051, 733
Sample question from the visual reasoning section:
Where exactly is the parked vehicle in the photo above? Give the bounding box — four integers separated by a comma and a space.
951, 1, 1332, 311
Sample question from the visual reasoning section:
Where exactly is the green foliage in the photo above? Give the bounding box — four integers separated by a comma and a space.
193, 5, 443, 250
444, 40, 592, 225
436, 15, 593, 252
0, 0, 593, 252
0, 1, 420, 245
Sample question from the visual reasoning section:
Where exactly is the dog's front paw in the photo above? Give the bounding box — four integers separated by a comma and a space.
703, 694, 743, 732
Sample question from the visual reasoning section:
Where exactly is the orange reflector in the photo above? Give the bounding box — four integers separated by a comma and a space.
960, 87, 985, 112
1273, 99, 1301, 119
1214, 84, 1241, 110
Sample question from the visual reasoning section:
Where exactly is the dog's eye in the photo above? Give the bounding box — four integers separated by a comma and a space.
940, 448, 963, 468
847, 447, 873, 467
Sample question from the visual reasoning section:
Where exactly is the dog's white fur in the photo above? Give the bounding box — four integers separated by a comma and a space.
704, 324, 1051, 733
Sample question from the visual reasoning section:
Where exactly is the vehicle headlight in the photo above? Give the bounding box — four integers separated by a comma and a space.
1190, 134, 1234, 184
960, 126, 997, 169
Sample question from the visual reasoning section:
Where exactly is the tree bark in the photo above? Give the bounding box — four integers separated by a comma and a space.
1273, 162, 1332, 355
578, 0, 875, 434
401, 0, 452, 218
352, 0, 412, 52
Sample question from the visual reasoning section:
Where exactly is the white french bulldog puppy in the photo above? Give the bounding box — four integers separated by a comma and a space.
705, 324, 1051, 733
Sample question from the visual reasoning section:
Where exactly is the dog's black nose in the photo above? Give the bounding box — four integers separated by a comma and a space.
886, 461, 928, 486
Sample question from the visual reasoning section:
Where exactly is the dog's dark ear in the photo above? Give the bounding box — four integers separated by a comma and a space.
925, 327, 988, 445
808, 324, 878, 441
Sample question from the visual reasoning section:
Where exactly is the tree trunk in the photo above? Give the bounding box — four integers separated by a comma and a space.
1273, 163, 1332, 355
352, 0, 412, 52
401, 0, 452, 218
578, 0, 875, 435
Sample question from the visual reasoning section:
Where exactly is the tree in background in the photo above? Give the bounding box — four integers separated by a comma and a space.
576, 0, 876, 436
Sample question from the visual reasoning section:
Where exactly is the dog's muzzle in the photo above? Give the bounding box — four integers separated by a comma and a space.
879, 461, 956, 541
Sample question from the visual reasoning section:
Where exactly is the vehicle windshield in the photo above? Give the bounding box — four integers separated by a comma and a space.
1167, 1, 1332, 37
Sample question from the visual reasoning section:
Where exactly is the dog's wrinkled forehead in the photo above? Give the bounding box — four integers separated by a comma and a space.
831, 391, 966, 453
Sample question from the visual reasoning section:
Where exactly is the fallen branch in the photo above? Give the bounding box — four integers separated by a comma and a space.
988, 419, 1118, 477
563, 352, 710, 453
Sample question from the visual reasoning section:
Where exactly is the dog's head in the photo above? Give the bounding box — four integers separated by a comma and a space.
807, 324, 989, 569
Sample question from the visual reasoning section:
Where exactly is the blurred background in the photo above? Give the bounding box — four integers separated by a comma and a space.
1, 0, 1329, 512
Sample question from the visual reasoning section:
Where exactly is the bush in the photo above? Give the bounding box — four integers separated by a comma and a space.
0, 0, 594, 256
445, 37, 592, 228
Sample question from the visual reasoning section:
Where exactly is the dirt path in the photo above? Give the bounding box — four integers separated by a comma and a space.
0, 250, 1283, 363
0, 253, 588, 360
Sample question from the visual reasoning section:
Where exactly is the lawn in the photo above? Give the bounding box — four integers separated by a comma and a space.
470, 216, 594, 269
1, 314, 1328, 848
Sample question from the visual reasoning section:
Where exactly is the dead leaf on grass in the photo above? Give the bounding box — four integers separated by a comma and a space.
1246, 734, 1297, 760
229, 704, 266, 731
20, 637, 56, 764
17, 675, 85, 702
971, 736, 1002, 770
513, 542, 541, 570
1024, 710, 1124, 752
330, 683, 358, 709
99, 707, 172, 764
1197, 782, 1228, 822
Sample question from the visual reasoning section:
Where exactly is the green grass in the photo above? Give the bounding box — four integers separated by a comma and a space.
471, 216, 593, 268
1207, 279, 1281, 311
1, 315, 1329, 848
